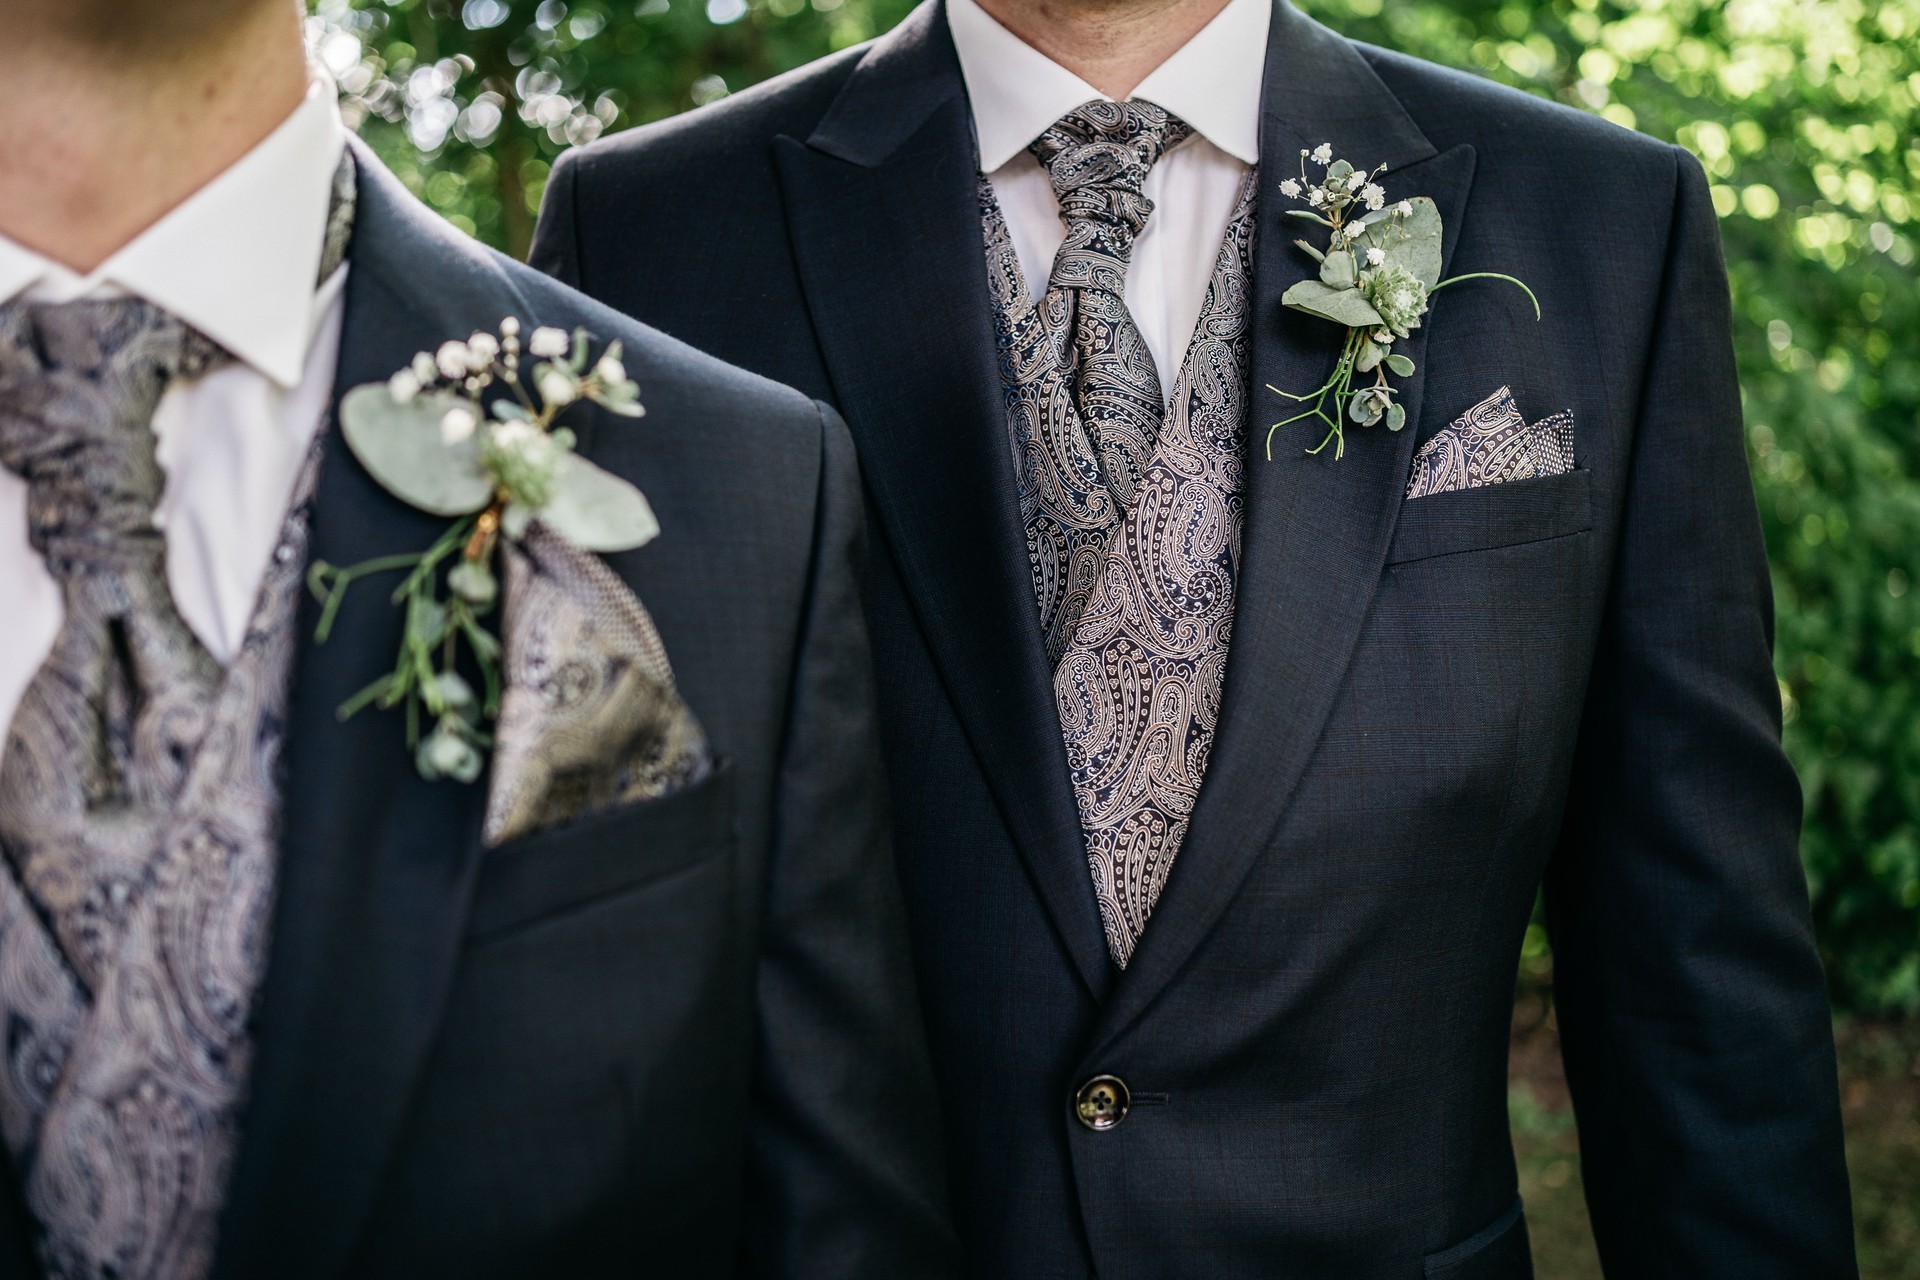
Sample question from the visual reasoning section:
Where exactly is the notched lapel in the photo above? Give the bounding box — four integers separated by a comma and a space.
772, 4, 1113, 998
1090, 9, 1478, 1047
212, 142, 543, 1280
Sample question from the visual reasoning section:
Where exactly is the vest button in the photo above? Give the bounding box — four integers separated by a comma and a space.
1074, 1075, 1130, 1131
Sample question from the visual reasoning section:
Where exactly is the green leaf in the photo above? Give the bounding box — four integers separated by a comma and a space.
1281, 279, 1387, 329
340, 384, 493, 516
1319, 249, 1357, 289
1370, 196, 1444, 288
1386, 353, 1416, 377
587, 379, 646, 418
1293, 238, 1325, 263
1327, 159, 1354, 183
1356, 340, 1386, 373
539, 453, 661, 552
1386, 402, 1407, 432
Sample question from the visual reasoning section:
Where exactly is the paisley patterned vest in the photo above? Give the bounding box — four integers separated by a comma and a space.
0, 160, 353, 1280
982, 168, 1259, 968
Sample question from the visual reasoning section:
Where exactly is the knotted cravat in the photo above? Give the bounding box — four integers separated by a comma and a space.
985, 102, 1254, 968
0, 303, 231, 984
1027, 99, 1193, 586
0, 156, 355, 1280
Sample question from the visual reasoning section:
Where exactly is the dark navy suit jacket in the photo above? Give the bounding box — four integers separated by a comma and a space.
531, 4, 1856, 1276
0, 139, 960, 1280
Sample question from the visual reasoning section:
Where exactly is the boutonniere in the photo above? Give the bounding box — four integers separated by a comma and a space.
307, 317, 655, 782
1268, 143, 1539, 460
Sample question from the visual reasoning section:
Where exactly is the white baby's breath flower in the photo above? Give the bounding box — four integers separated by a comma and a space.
1395, 199, 1414, 217
1362, 184, 1386, 211
1366, 247, 1386, 267
436, 340, 470, 380
595, 354, 627, 385
537, 367, 578, 407
528, 326, 570, 359
1347, 171, 1368, 192
466, 332, 500, 368
388, 369, 422, 404
1307, 187, 1327, 207
1279, 178, 1302, 198
491, 420, 537, 451
411, 351, 437, 384
499, 316, 521, 338
1312, 142, 1333, 164
440, 404, 478, 445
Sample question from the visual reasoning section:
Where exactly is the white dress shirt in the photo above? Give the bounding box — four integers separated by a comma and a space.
947, 0, 1269, 401
0, 76, 349, 764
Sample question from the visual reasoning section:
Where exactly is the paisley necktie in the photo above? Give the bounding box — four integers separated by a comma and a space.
1024, 99, 1194, 660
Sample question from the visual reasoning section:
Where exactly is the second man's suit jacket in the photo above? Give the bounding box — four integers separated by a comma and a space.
531, 4, 1856, 1277
0, 138, 960, 1280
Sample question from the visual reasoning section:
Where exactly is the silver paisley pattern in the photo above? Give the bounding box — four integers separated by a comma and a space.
483, 523, 712, 847
1405, 385, 1575, 499
0, 156, 354, 1280
985, 109, 1257, 967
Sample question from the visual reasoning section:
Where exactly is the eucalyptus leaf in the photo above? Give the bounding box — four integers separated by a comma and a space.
340, 385, 494, 516
1327, 159, 1354, 183
1386, 353, 1416, 377
491, 398, 532, 422
1293, 238, 1325, 263
539, 453, 661, 552
1372, 196, 1444, 288
1386, 403, 1408, 432
1319, 249, 1357, 289
1356, 340, 1386, 373
1281, 279, 1387, 328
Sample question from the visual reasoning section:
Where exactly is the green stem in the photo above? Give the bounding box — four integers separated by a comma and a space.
1431, 271, 1542, 320
309, 552, 425, 643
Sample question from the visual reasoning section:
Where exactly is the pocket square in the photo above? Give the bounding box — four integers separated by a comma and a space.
1405, 386, 1574, 499
483, 523, 713, 848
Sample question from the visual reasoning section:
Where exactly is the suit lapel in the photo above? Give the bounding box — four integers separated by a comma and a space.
212, 141, 542, 1280
773, 1, 1113, 998
1092, 2, 1477, 1050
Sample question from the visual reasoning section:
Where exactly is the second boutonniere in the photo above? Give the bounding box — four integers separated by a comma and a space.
1268, 143, 1540, 460
308, 317, 656, 782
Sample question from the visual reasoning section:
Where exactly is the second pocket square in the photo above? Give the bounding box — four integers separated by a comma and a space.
1406, 386, 1574, 499
483, 523, 713, 848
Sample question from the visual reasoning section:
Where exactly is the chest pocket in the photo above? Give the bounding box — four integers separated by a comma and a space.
1387, 468, 1592, 567
468, 761, 736, 944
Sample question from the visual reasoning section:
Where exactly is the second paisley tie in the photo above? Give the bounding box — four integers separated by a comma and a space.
1025, 99, 1193, 659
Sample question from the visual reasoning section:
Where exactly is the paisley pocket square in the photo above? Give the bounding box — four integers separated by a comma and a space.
483, 523, 713, 848
1405, 386, 1574, 499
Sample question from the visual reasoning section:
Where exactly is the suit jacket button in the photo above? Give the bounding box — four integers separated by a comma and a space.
1074, 1075, 1130, 1130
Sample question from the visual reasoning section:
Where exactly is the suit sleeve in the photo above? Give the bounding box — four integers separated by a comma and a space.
741, 401, 963, 1279
1543, 147, 1856, 1278
529, 149, 583, 287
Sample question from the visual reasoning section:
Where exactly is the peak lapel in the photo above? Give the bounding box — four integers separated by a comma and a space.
212, 142, 541, 1280
1091, 3, 1478, 1050
773, 1, 1112, 998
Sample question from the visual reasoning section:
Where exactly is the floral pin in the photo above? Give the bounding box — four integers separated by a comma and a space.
308, 317, 655, 782
1268, 143, 1539, 459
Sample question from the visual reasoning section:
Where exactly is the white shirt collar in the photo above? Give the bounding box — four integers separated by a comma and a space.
0, 75, 348, 389
947, 0, 1269, 172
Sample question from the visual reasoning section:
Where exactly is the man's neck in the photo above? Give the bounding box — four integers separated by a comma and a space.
973, 0, 1235, 99
0, 3, 309, 273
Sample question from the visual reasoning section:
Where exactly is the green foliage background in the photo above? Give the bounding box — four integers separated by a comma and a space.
306, 0, 1920, 1014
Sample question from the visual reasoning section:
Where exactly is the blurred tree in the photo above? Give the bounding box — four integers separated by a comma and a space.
307, 0, 1920, 1014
